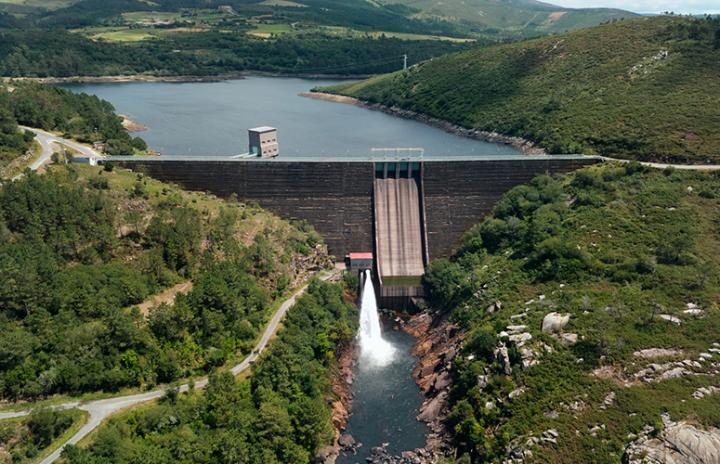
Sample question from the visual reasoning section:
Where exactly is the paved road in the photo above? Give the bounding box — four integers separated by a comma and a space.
11, 127, 103, 181
0, 270, 337, 463
599, 156, 720, 171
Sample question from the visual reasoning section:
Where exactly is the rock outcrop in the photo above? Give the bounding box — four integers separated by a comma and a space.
319, 340, 356, 463
541, 312, 570, 334
624, 414, 720, 464
402, 311, 463, 459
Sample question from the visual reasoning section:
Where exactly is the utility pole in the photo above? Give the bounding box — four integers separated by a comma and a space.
403, 54, 408, 70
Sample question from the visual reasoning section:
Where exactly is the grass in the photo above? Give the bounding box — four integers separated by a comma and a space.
247, 22, 294, 37
319, 26, 475, 42
120, 11, 182, 23
325, 16, 720, 163
87, 28, 157, 43
245, 22, 475, 41
382, 275, 423, 286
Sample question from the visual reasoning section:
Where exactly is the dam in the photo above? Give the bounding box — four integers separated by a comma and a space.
109, 155, 598, 303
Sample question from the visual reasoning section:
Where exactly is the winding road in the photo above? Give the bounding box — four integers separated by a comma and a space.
11, 127, 103, 181
0, 269, 338, 463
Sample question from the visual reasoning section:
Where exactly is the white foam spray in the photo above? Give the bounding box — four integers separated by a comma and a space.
358, 270, 395, 367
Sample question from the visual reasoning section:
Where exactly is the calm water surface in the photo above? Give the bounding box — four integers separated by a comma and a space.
337, 326, 427, 464
61, 77, 521, 158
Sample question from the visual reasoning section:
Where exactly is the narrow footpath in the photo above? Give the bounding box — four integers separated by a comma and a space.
0, 269, 338, 464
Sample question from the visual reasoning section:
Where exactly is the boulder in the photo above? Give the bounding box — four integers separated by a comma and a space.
316, 445, 338, 464
542, 312, 570, 334
338, 433, 355, 448
633, 348, 684, 359
496, 346, 512, 375
417, 391, 448, 422
432, 371, 451, 391
509, 332, 533, 347
507, 325, 527, 334
560, 333, 578, 346
509, 387, 526, 400
659, 314, 682, 325
624, 415, 720, 464
477, 375, 488, 390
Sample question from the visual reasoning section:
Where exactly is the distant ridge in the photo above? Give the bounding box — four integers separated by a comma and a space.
324, 16, 720, 163
376, 0, 637, 38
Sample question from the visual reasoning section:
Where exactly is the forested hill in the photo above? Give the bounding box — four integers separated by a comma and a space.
0, 0, 637, 79
324, 16, 720, 163
2, 0, 633, 38
423, 162, 720, 463
0, 82, 145, 177
377, 0, 635, 39
0, 164, 328, 400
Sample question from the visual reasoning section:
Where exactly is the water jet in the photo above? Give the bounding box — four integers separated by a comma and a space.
358, 270, 395, 367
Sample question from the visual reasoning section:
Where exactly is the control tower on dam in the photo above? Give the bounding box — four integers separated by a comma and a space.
109, 155, 598, 261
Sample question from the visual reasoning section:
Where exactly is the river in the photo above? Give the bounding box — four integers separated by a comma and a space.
60, 76, 521, 159
338, 327, 427, 464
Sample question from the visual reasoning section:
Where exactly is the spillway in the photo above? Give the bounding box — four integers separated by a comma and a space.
373, 177, 425, 279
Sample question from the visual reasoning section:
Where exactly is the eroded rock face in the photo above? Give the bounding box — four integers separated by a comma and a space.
541, 312, 570, 334
624, 415, 720, 464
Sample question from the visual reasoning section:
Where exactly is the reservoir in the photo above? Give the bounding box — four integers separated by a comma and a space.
61, 77, 521, 159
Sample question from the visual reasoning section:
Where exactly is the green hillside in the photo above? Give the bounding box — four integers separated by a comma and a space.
0, 163, 327, 400
379, 0, 636, 38
325, 16, 720, 163
424, 162, 720, 462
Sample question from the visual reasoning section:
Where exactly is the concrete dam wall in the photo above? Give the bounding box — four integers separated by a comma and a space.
374, 177, 425, 279
113, 157, 597, 260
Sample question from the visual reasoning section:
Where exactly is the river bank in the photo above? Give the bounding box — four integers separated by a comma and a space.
5, 72, 370, 85
318, 339, 356, 464
401, 311, 462, 461
300, 92, 547, 156
325, 309, 461, 464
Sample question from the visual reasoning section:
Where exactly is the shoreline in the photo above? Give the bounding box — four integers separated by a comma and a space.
401, 311, 461, 462
319, 339, 355, 464
300, 92, 548, 156
6, 72, 370, 85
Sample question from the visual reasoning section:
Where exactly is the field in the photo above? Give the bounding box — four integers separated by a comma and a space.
87, 28, 158, 43
247, 22, 295, 38
0, 0, 76, 10
121, 11, 183, 23
319, 25, 476, 42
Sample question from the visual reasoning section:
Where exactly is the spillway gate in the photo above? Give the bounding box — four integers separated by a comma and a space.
373, 161, 427, 309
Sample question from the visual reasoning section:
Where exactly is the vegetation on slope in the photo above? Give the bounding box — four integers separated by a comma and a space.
326, 16, 720, 163
423, 163, 720, 462
0, 81, 144, 173
0, 408, 85, 463
0, 164, 326, 400
0, 28, 470, 78
60, 279, 356, 464
377, 0, 635, 39
0, 0, 639, 78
